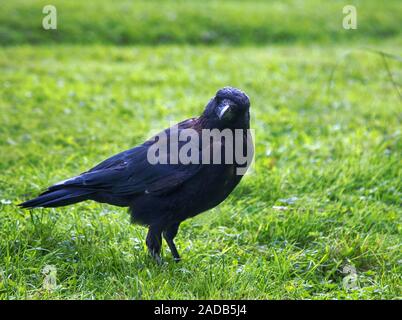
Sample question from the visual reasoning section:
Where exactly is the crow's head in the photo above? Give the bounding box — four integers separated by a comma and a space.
202, 87, 251, 129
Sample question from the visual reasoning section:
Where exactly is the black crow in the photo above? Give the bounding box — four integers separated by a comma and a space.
19, 87, 253, 262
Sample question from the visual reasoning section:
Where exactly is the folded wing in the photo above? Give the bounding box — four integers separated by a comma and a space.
49, 119, 202, 197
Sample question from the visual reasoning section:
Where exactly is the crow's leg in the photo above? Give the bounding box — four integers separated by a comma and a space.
163, 223, 181, 262
146, 226, 162, 264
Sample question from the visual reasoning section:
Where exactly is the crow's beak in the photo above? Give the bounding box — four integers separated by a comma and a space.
216, 103, 231, 120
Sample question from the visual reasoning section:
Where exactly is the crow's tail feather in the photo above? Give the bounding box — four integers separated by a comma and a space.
18, 188, 94, 209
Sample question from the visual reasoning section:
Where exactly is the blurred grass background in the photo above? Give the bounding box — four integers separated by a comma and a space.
1, 0, 401, 45
0, 0, 401, 299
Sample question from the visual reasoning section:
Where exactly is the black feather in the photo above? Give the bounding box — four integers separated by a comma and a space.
19, 188, 94, 209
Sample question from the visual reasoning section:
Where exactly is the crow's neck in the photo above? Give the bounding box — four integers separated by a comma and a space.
196, 115, 250, 131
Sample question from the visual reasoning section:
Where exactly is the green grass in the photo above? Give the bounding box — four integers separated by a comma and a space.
0, 0, 401, 300
1, 0, 401, 45
0, 44, 400, 299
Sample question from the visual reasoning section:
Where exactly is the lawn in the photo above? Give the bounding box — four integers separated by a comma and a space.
0, 0, 401, 300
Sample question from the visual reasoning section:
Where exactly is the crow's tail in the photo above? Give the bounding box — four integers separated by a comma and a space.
18, 188, 94, 209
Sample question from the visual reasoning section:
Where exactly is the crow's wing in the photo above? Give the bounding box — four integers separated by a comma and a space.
49, 120, 202, 196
